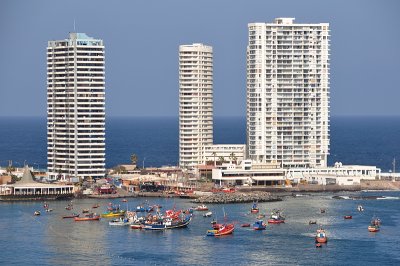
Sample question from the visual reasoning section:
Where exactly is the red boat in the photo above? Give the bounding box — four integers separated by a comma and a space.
315, 228, 328, 243
267, 219, 285, 224
368, 225, 380, 232
74, 215, 100, 221
344, 215, 352, 219
207, 223, 235, 236
195, 205, 208, 211
241, 223, 251, 227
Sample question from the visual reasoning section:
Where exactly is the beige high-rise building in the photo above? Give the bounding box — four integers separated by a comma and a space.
247, 18, 330, 168
47, 33, 105, 180
179, 43, 213, 168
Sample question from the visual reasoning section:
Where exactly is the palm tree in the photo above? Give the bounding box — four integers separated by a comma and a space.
130, 154, 138, 166
218, 156, 225, 165
229, 152, 236, 164
212, 152, 217, 167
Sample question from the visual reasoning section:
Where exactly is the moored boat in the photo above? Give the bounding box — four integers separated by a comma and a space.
357, 205, 364, 212
344, 215, 352, 219
267, 210, 285, 224
368, 225, 380, 232
250, 202, 259, 213
315, 228, 328, 243
195, 204, 208, 211
253, 220, 266, 230
62, 213, 79, 219
144, 215, 192, 230
109, 217, 133, 226
92, 204, 100, 209
101, 210, 126, 218
203, 211, 213, 217
34, 211, 41, 216
74, 214, 100, 221
309, 220, 317, 225
207, 223, 235, 236
241, 223, 251, 227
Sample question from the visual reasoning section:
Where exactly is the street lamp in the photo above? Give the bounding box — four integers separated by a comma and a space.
142, 157, 146, 169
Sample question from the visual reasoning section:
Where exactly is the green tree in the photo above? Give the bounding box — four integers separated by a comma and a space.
218, 156, 225, 165
212, 152, 217, 167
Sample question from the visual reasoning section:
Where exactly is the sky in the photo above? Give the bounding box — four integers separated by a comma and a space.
0, 0, 399, 117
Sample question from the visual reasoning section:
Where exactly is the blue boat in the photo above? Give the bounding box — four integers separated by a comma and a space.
253, 220, 266, 230
144, 215, 192, 230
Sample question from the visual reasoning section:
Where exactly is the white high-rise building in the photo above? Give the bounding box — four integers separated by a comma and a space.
47, 33, 106, 180
247, 18, 330, 168
179, 43, 213, 168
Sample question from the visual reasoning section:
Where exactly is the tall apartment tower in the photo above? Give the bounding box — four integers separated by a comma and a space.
179, 43, 213, 168
47, 33, 106, 180
246, 18, 330, 168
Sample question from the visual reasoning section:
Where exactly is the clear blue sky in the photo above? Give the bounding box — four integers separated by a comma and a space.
0, 0, 399, 117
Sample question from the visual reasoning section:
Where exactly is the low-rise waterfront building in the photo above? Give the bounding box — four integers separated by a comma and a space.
203, 144, 246, 165
0, 166, 74, 200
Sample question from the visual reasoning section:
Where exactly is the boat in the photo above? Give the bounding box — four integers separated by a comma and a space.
136, 205, 154, 212
253, 220, 266, 230
34, 211, 41, 216
45, 208, 53, 212
195, 204, 208, 211
92, 204, 100, 209
241, 223, 251, 227
250, 202, 259, 213
344, 215, 352, 219
62, 213, 79, 219
206, 223, 235, 236
121, 199, 128, 202
144, 215, 192, 230
368, 225, 380, 232
82, 209, 90, 213
203, 211, 213, 217
357, 205, 364, 212
267, 210, 285, 224
315, 228, 328, 243
257, 214, 265, 219
65, 206, 73, 211
320, 208, 326, 213
130, 223, 144, 229
74, 214, 100, 221
101, 210, 126, 218
309, 220, 317, 225
109, 217, 133, 226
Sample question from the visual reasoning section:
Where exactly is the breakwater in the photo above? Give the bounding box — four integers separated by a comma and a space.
192, 191, 282, 204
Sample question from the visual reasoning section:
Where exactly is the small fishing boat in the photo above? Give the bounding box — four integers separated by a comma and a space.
101, 210, 126, 218
344, 215, 352, 219
130, 223, 144, 229
82, 209, 90, 213
211, 219, 217, 225
241, 223, 251, 227
320, 208, 326, 214
144, 215, 192, 230
253, 220, 266, 230
92, 204, 100, 209
45, 208, 53, 212
368, 225, 380, 232
267, 210, 285, 224
74, 214, 100, 221
121, 199, 128, 202
34, 211, 41, 216
315, 228, 328, 243
195, 204, 208, 211
62, 213, 79, 219
109, 217, 133, 226
250, 203, 259, 213
309, 220, 317, 225
206, 223, 235, 236
203, 211, 213, 217
357, 205, 364, 212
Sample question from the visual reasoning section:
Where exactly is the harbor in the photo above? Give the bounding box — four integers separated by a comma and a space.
1, 190, 399, 265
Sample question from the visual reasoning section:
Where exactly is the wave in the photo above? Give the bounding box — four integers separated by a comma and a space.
376, 196, 400, 200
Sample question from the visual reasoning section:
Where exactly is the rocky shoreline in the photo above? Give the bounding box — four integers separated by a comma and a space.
192, 191, 282, 204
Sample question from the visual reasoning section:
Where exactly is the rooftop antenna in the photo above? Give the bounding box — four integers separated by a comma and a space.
73, 19, 76, 32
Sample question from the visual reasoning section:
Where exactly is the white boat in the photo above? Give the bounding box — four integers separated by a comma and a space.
203, 211, 212, 217
357, 205, 364, 212
109, 216, 134, 226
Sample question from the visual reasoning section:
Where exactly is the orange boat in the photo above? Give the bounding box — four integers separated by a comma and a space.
74, 214, 100, 221
315, 228, 328, 243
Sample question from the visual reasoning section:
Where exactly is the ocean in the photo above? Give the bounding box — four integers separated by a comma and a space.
0, 116, 399, 171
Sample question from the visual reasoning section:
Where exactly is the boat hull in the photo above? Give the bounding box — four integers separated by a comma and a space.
207, 224, 235, 236
368, 226, 380, 232
101, 211, 126, 218
144, 216, 192, 230
315, 237, 327, 243
74, 216, 100, 221
267, 219, 285, 224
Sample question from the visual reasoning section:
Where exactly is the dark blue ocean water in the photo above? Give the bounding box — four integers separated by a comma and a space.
0, 192, 399, 265
0, 116, 399, 171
